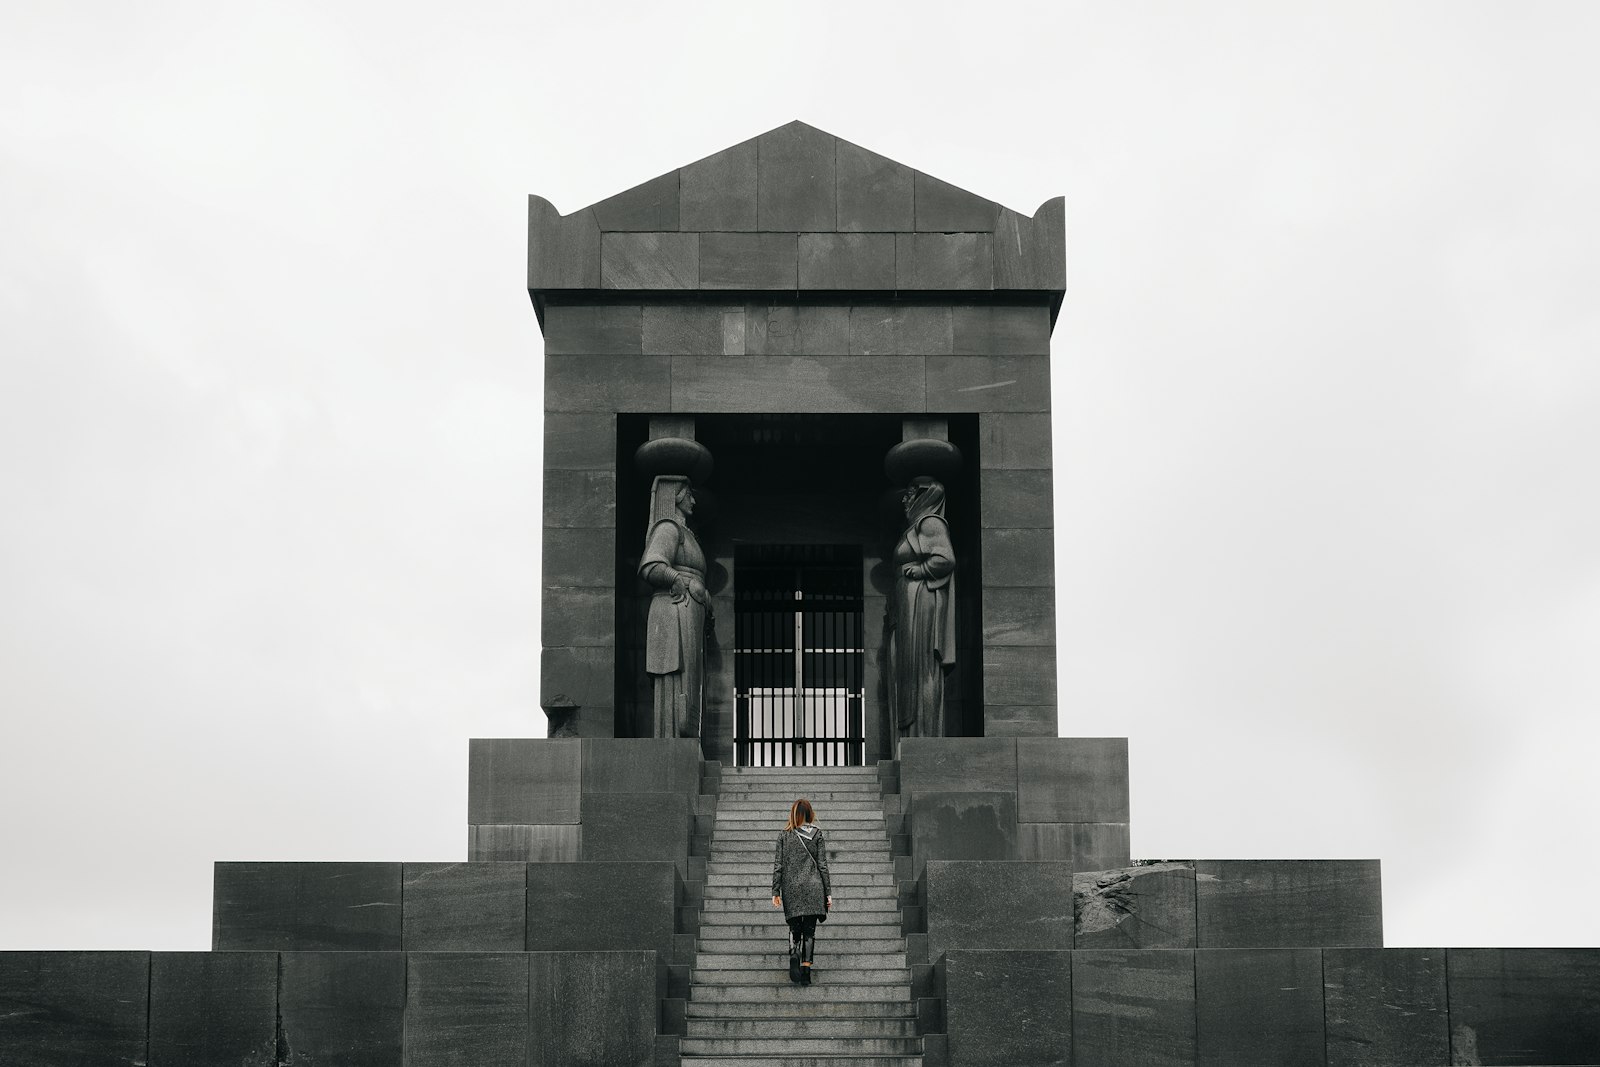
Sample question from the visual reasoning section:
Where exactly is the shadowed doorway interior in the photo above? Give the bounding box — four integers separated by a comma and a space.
734, 544, 864, 766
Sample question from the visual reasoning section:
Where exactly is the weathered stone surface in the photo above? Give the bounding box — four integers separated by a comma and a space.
539, 647, 614, 719
1073, 863, 1197, 949
981, 527, 1055, 586
983, 705, 1057, 736
1023, 822, 1132, 872
148, 951, 277, 1067
993, 198, 1066, 291
403, 862, 526, 952
983, 645, 1057, 707
1322, 948, 1447, 1067
470, 825, 581, 863
680, 137, 758, 232
213, 862, 402, 951
950, 305, 1051, 355
982, 586, 1054, 645
528, 197, 601, 291
944, 951, 1070, 1067
698, 233, 797, 290
529, 951, 658, 1067
836, 138, 914, 232
758, 122, 835, 232
526, 862, 678, 956
979, 468, 1054, 527
543, 412, 616, 470
979, 412, 1052, 469
900, 738, 1017, 794
593, 171, 680, 231
1018, 738, 1130, 823
540, 586, 613, 647
746, 305, 850, 356
579, 792, 691, 874
1195, 860, 1382, 948
582, 738, 702, 794
798, 233, 897, 289
546, 355, 670, 413
847, 305, 953, 356
925, 861, 1073, 960
1195, 948, 1326, 1067
542, 468, 617, 528
907, 791, 1018, 877
1447, 948, 1600, 1066
601, 233, 698, 289
405, 953, 529, 1067
467, 738, 582, 825
1072, 949, 1196, 1067
541, 527, 615, 588
915, 172, 999, 232
543, 304, 643, 355
928, 355, 1050, 413
0, 951, 150, 1067
641, 305, 732, 356
897, 233, 993, 289
279, 951, 406, 1067
670, 355, 925, 413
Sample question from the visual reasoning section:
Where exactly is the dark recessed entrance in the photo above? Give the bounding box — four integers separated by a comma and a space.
734, 544, 864, 767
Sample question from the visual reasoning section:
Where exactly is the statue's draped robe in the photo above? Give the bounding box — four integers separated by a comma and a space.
887, 499, 956, 738
641, 518, 707, 738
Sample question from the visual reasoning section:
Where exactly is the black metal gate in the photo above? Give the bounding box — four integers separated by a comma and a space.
733, 545, 865, 767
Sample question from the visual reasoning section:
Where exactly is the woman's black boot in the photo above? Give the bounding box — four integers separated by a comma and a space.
788, 935, 802, 983
799, 935, 815, 985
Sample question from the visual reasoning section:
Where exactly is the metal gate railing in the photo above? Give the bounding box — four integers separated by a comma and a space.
733, 545, 865, 767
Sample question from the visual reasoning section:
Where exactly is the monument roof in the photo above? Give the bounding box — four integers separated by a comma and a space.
528, 120, 1064, 308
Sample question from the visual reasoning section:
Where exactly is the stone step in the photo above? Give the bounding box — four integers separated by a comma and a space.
680, 1057, 922, 1067
716, 829, 887, 842
693, 967, 912, 986
701, 897, 899, 912
694, 921, 908, 940
696, 953, 908, 970
685, 1001, 915, 1020
699, 938, 907, 955
691, 983, 913, 1003
687, 1018, 920, 1039
716, 809, 884, 820
712, 840, 890, 853
708, 860, 895, 873
705, 873, 896, 888
716, 790, 885, 802
682, 1037, 922, 1056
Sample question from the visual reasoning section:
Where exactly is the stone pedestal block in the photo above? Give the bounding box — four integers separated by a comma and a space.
1195, 859, 1382, 948
925, 861, 1074, 961
1195, 948, 1326, 1067
403, 862, 527, 951
581, 738, 702, 794
213, 861, 402, 951
279, 951, 406, 1067
470, 824, 581, 863
1018, 737, 1130, 823
529, 951, 659, 1067
1072, 949, 1196, 1067
1447, 948, 1600, 1065
1021, 821, 1132, 872
0, 951, 150, 1067
527, 862, 679, 957
405, 953, 530, 1067
907, 791, 1018, 878
579, 793, 692, 876
1074, 863, 1197, 949
149, 951, 277, 1067
943, 950, 1071, 1067
468, 738, 582, 825
1323, 948, 1448, 1067
899, 737, 1017, 794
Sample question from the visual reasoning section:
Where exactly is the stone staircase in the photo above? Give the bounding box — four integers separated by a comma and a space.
681, 766, 922, 1067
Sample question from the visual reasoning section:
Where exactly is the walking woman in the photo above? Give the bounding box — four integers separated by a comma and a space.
772, 798, 832, 985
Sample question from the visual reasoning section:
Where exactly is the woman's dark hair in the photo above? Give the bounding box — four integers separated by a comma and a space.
784, 798, 815, 831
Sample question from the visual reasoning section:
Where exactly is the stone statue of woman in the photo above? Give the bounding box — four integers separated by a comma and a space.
639, 476, 711, 738
886, 476, 956, 739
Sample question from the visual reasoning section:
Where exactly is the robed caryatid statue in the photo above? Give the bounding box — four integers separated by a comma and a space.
886, 476, 957, 739
639, 475, 712, 738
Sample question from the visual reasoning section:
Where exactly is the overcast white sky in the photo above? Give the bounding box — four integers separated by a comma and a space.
2, 2, 1598, 951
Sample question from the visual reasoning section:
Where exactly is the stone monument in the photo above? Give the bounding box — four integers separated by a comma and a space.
2, 121, 1598, 1067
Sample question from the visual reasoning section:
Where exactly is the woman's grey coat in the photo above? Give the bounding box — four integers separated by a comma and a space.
772, 824, 831, 920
